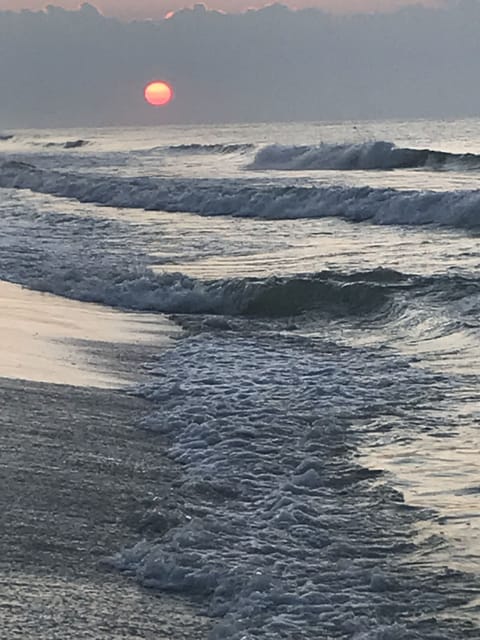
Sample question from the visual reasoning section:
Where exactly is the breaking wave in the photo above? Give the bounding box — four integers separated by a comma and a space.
6, 233, 477, 323
239, 272, 395, 317
15, 267, 400, 318
250, 140, 480, 171
1, 160, 479, 228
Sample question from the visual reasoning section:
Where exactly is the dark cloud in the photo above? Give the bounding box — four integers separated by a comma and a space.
0, 2, 479, 127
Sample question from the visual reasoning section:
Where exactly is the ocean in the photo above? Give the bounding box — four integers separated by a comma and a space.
1, 119, 479, 639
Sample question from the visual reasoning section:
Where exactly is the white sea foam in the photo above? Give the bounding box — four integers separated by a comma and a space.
109, 333, 475, 639
1, 161, 479, 228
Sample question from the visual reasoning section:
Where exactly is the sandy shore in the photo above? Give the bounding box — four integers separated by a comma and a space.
0, 281, 180, 387
0, 283, 211, 638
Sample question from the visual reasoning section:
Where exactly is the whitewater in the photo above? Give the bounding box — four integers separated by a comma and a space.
1, 118, 479, 639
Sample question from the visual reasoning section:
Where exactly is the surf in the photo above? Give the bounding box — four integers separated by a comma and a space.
249, 140, 480, 171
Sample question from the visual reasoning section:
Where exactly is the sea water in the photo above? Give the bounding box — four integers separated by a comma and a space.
1, 119, 479, 638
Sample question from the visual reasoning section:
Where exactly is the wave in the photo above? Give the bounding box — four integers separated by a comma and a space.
1, 195, 477, 323
239, 271, 399, 317
14, 258, 477, 321
13, 267, 399, 318
249, 140, 480, 171
1, 161, 479, 228
165, 142, 254, 154
43, 139, 89, 149
0, 133, 14, 141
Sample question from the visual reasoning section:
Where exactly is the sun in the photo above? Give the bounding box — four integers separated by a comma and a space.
144, 81, 173, 107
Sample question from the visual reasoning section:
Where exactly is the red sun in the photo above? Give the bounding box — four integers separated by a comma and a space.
144, 81, 173, 106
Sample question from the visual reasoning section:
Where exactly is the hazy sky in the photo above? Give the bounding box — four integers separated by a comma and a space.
1, 1, 478, 128
0, 1, 442, 20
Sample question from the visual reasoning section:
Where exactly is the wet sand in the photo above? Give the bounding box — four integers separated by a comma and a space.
0, 283, 211, 638
0, 281, 180, 387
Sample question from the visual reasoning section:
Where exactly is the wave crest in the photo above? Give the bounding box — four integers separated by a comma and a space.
13, 265, 404, 319
1, 161, 479, 228
250, 140, 480, 171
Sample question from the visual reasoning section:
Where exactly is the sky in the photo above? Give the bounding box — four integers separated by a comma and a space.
1, 1, 479, 128
0, 1, 443, 20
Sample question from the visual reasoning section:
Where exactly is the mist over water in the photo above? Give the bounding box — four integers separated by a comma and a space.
1, 118, 479, 638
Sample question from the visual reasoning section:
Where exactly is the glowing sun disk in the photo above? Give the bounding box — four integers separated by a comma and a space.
144, 81, 173, 106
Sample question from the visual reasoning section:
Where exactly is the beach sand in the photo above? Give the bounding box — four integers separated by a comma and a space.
0, 280, 180, 388
0, 282, 211, 638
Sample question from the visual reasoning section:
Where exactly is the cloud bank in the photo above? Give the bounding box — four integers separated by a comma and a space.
0, 2, 479, 127
0, 1, 443, 20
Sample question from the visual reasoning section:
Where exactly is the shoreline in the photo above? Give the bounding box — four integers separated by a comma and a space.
0, 283, 211, 638
0, 280, 180, 388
